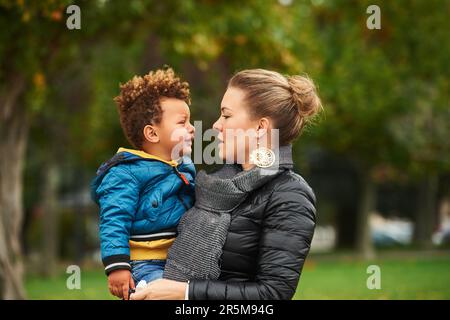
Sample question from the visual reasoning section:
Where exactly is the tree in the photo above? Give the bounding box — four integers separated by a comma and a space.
0, 1, 53, 299
300, 0, 449, 257
0, 0, 140, 298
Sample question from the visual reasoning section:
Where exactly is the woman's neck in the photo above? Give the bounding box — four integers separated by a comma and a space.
241, 163, 255, 171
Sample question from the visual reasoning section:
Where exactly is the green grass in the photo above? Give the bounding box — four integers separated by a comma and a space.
26, 267, 114, 300
295, 253, 450, 300
25, 253, 450, 300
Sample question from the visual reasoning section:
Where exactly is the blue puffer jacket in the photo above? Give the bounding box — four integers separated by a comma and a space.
90, 148, 196, 275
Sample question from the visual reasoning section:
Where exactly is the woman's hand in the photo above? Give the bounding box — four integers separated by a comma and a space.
130, 279, 187, 300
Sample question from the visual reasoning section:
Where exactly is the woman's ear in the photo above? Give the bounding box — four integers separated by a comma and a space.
256, 117, 272, 138
143, 125, 160, 143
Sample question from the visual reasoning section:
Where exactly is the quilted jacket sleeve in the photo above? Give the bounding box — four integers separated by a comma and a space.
96, 166, 139, 275
188, 177, 316, 300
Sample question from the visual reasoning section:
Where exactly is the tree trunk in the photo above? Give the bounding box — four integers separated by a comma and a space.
336, 202, 358, 249
414, 174, 438, 249
41, 161, 59, 277
355, 167, 376, 260
0, 75, 28, 299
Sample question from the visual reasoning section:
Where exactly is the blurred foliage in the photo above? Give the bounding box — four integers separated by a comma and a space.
1, 0, 449, 259
307, 0, 449, 180
2, 0, 448, 177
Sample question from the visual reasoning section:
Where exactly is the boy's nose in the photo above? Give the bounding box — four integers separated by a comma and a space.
187, 122, 195, 134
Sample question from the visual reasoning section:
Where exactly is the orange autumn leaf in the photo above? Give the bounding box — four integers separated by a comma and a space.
33, 72, 46, 89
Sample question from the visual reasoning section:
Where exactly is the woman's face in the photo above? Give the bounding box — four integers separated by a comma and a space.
212, 86, 259, 164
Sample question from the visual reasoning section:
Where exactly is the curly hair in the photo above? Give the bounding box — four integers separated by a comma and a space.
114, 68, 191, 149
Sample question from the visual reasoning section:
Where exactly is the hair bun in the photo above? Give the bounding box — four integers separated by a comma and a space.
287, 75, 322, 118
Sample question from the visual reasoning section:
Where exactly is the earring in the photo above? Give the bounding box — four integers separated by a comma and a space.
249, 136, 275, 168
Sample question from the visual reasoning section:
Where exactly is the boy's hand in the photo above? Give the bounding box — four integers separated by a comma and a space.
108, 269, 135, 300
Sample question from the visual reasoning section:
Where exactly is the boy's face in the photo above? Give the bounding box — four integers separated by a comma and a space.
150, 97, 195, 159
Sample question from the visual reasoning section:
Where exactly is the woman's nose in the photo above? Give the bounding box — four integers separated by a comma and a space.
212, 118, 222, 132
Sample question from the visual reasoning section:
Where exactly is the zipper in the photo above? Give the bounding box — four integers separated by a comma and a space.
173, 166, 190, 185
173, 166, 190, 211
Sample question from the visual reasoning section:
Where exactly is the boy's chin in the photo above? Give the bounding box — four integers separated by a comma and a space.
181, 147, 192, 157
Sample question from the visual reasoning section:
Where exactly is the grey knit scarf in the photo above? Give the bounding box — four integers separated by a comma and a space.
163, 145, 294, 282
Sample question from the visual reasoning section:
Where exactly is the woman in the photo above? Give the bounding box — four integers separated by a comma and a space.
131, 68, 322, 300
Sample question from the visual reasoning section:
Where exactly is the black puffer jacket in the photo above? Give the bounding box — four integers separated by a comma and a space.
188, 146, 316, 300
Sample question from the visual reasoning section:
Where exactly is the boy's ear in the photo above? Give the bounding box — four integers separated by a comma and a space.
143, 125, 159, 143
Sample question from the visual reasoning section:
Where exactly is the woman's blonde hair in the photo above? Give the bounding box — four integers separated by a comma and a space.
228, 69, 322, 145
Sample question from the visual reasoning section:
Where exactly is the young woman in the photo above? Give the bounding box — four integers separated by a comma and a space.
131, 68, 322, 300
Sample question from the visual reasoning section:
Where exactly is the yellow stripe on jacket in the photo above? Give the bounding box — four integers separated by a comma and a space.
129, 238, 175, 260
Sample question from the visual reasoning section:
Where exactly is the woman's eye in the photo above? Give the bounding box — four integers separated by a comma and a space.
222, 115, 230, 119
